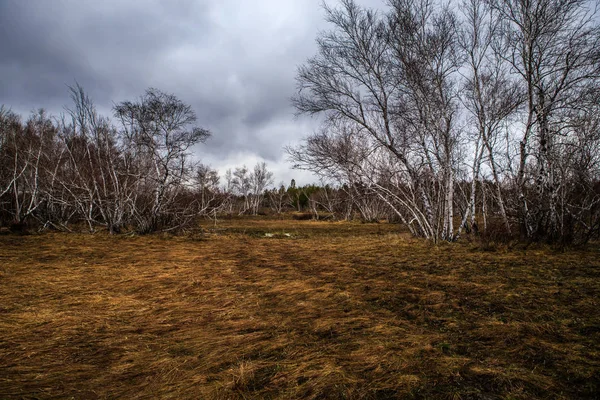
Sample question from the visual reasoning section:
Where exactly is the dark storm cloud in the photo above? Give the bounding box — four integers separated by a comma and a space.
0, 0, 213, 110
0, 0, 386, 184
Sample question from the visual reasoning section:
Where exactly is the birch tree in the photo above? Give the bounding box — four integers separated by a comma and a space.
292, 0, 462, 241
250, 162, 274, 215
459, 0, 522, 234
114, 88, 211, 233
491, 0, 600, 240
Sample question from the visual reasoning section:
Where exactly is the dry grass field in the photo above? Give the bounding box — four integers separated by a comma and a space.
0, 217, 599, 399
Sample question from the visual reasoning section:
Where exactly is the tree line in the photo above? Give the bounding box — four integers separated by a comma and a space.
2, 0, 598, 242
0, 86, 211, 233
289, 0, 600, 243
0, 86, 278, 233
0, 85, 402, 233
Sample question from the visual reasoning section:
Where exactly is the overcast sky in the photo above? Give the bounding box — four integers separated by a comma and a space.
0, 0, 385, 186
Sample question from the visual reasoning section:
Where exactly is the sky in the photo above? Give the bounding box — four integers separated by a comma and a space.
0, 0, 385, 187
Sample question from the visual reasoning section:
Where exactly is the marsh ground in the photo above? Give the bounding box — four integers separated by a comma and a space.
0, 217, 599, 399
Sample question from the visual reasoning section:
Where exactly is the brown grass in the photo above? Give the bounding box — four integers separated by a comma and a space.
0, 217, 599, 399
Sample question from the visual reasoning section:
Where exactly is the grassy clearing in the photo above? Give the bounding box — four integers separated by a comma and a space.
0, 218, 599, 399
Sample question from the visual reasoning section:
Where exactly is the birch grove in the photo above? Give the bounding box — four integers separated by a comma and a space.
1, 0, 598, 242
289, 0, 600, 243
0, 86, 284, 232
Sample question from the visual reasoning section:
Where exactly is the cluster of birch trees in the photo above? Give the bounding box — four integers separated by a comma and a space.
290, 0, 600, 242
0, 86, 213, 233
0, 80, 398, 232
0, 86, 282, 233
